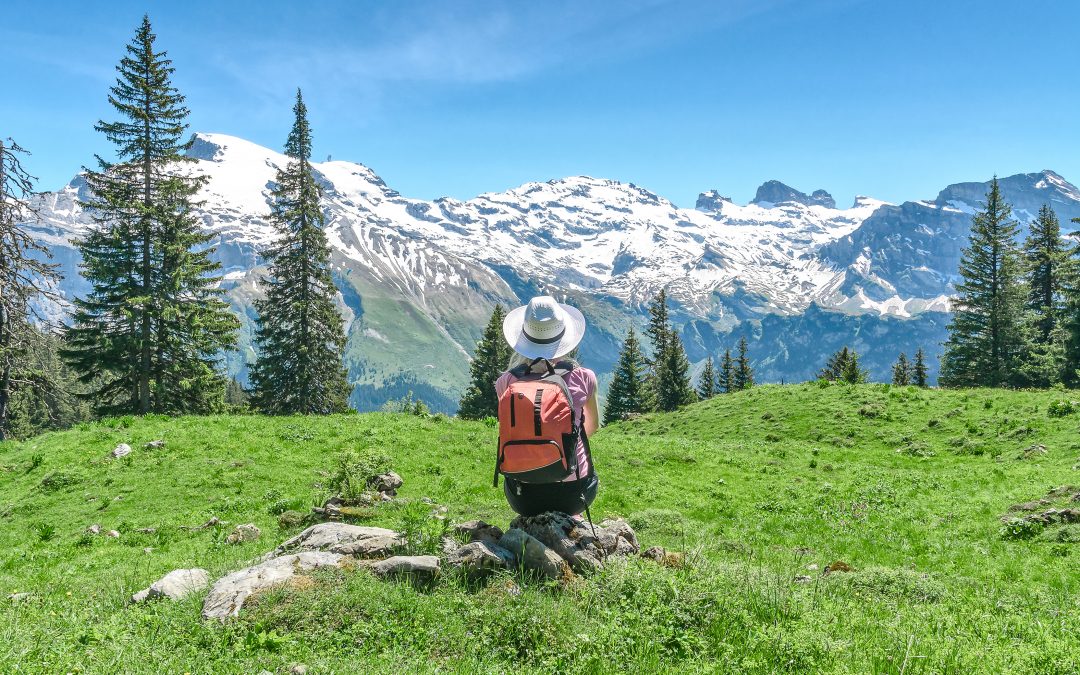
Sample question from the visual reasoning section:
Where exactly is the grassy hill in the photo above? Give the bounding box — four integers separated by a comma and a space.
1, 384, 1078, 673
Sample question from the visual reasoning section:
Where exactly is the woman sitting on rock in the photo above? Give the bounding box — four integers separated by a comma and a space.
494, 296, 600, 518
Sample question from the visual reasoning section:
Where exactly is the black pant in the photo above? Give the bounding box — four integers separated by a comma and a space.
504, 474, 599, 517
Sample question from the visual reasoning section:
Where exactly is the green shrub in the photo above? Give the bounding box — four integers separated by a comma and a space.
328, 449, 392, 503
33, 522, 57, 542
1000, 517, 1042, 540
1048, 399, 1077, 418
37, 470, 80, 493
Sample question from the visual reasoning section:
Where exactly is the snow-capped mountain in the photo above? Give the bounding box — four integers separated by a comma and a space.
23, 133, 1080, 411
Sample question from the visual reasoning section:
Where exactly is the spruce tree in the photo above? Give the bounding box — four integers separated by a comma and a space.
696, 356, 717, 399
250, 90, 351, 415
458, 304, 512, 420
912, 348, 929, 387
603, 327, 653, 423
1019, 205, 1071, 387
1, 139, 61, 440
656, 331, 696, 411
63, 16, 237, 415
891, 352, 911, 386
939, 178, 1026, 388
820, 347, 866, 383
644, 288, 671, 366
1064, 225, 1080, 386
719, 349, 734, 393
734, 336, 754, 390
842, 349, 868, 384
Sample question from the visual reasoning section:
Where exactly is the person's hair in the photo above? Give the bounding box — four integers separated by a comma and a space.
507, 351, 578, 372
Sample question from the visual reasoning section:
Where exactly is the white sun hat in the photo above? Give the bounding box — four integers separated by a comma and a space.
502, 296, 586, 360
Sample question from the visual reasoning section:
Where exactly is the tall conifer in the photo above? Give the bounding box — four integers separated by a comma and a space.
912, 348, 929, 387
1018, 205, 1071, 386
719, 349, 734, 393
250, 90, 351, 415
1064, 225, 1080, 385
696, 356, 717, 399
63, 16, 237, 415
644, 288, 670, 366
458, 304, 511, 420
656, 332, 696, 411
940, 178, 1026, 388
891, 352, 911, 386
734, 336, 754, 390
603, 327, 653, 423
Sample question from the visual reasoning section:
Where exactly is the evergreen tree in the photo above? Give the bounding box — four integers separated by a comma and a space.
644, 288, 670, 366
250, 90, 351, 415
891, 352, 911, 386
696, 356, 717, 399
4, 326, 89, 440
734, 336, 754, 390
842, 349, 869, 384
1064, 226, 1080, 386
458, 304, 512, 420
912, 348, 929, 387
0, 139, 61, 440
603, 327, 653, 423
1018, 205, 1071, 387
939, 178, 1026, 388
63, 16, 237, 416
656, 331, 696, 411
820, 346, 867, 383
719, 349, 734, 393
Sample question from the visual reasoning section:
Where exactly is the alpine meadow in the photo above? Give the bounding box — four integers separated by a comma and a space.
4, 4, 1080, 674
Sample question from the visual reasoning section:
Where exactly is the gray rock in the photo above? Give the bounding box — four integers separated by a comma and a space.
370, 555, 440, 580
269, 522, 403, 559
498, 529, 570, 580
225, 523, 260, 544
8, 592, 33, 603
794, 575, 813, 584
202, 551, 345, 621
370, 471, 403, 495
289, 665, 309, 675
453, 520, 503, 546
111, 443, 132, 459
131, 568, 210, 603
144, 440, 166, 449
106, 529, 120, 538
509, 513, 640, 572
86, 524, 100, 535
448, 541, 516, 577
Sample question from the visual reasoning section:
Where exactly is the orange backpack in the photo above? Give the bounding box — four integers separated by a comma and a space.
494, 359, 588, 486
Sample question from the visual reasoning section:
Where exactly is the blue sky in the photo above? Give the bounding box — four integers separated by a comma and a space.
3, 0, 1078, 208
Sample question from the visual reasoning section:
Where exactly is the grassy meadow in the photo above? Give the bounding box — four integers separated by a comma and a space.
1, 383, 1079, 673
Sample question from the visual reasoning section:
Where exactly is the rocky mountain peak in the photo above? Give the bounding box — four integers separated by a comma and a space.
751, 180, 835, 208
695, 190, 732, 212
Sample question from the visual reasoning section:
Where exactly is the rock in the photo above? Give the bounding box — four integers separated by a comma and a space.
269, 522, 403, 559
8, 592, 33, 603
441, 535, 461, 556
182, 516, 220, 531
379, 492, 393, 502
807, 563, 819, 572
202, 551, 345, 620
135, 527, 156, 534
824, 560, 853, 575
278, 510, 305, 528
106, 530, 120, 538
143, 547, 153, 554
794, 575, 813, 584
640, 545, 685, 568
289, 665, 309, 675
1021, 444, 1048, 459
370, 555, 440, 580
144, 440, 166, 449
509, 513, 640, 572
448, 541, 516, 577
86, 524, 101, 535
370, 471, 403, 495
131, 568, 210, 603
453, 520, 504, 546
225, 523, 261, 544
498, 529, 571, 580
111, 443, 132, 459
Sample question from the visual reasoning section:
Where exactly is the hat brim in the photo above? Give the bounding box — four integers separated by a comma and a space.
502, 302, 586, 360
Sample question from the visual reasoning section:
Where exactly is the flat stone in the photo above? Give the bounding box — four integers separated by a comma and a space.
370, 555, 440, 580
509, 513, 640, 572
453, 520, 504, 546
111, 443, 132, 459
226, 523, 260, 544
131, 568, 210, 603
370, 471, 403, 495
448, 541, 516, 577
202, 551, 345, 621
499, 529, 570, 580
268, 522, 403, 559
144, 440, 166, 449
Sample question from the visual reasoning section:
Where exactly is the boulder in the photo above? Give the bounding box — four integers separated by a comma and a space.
453, 520, 504, 546
448, 541, 516, 577
370, 471, 403, 495
111, 443, 132, 459
226, 523, 261, 544
498, 529, 570, 580
202, 551, 345, 620
131, 568, 210, 603
509, 512, 640, 572
370, 555, 440, 580
268, 522, 403, 559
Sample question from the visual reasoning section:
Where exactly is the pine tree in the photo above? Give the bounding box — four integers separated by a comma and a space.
1, 139, 61, 440
1017, 205, 1071, 387
891, 352, 911, 386
656, 331, 696, 411
1064, 225, 1080, 386
250, 90, 351, 415
939, 178, 1026, 388
63, 16, 237, 416
719, 349, 734, 393
603, 327, 653, 423
842, 349, 868, 384
820, 347, 867, 383
458, 304, 512, 420
696, 356, 717, 399
912, 348, 929, 387
644, 288, 670, 366
734, 336, 754, 390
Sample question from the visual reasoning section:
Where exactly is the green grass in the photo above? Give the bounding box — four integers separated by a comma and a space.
1, 384, 1079, 673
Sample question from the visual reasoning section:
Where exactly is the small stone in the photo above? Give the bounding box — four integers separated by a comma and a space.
8, 592, 33, 603
225, 524, 260, 544
370, 555, 440, 580
144, 440, 166, 449
807, 563, 819, 572
111, 443, 132, 459
370, 471, 403, 495
794, 575, 813, 584
106, 530, 120, 538
452, 520, 503, 546
448, 541, 516, 577
143, 547, 153, 554
289, 666, 309, 675
135, 527, 156, 534
86, 524, 101, 535
379, 492, 393, 502
131, 568, 210, 603
640, 545, 685, 568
